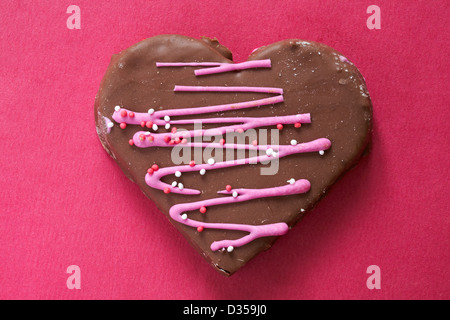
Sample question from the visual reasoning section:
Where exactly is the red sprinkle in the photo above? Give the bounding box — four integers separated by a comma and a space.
219, 138, 225, 145
294, 122, 302, 128
139, 134, 145, 141
175, 137, 181, 144
120, 110, 127, 117
252, 140, 258, 146
163, 136, 171, 143
146, 121, 153, 128
199, 206, 207, 214
120, 122, 127, 129
171, 127, 177, 134
197, 226, 204, 233
276, 123, 283, 130
181, 138, 187, 144
189, 160, 195, 167
140, 121, 146, 128
147, 135, 154, 142
151, 164, 159, 171
128, 139, 134, 146
147, 168, 154, 175
128, 112, 135, 118
236, 128, 244, 133
163, 187, 171, 194
225, 185, 232, 192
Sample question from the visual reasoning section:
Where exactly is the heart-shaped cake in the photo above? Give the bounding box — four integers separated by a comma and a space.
95, 35, 372, 276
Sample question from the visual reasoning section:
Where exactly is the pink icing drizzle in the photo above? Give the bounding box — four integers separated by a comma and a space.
170, 179, 311, 251
156, 59, 272, 76
194, 59, 271, 76
156, 62, 224, 67
111, 62, 333, 251
115, 109, 310, 143
174, 85, 283, 94
113, 95, 284, 128
143, 137, 330, 195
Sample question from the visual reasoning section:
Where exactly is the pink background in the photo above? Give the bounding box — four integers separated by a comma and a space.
0, 0, 448, 300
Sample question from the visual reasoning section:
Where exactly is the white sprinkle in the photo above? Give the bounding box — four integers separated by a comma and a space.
164, 115, 170, 122
232, 191, 238, 198
148, 108, 155, 114
152, 124, 158, 131
300, 208, 305, 212
107, 122, 114, 128
287, 178, 295, 185
227, 246, 234, 253
178, 183, 184, 190
199, 169, 206, 175
319, 150, 325, 155
290, 139, 297, 146
165, 123, 171, 130
207, 158, 215, 165
265, 148, 273, 156
175, 171, 182, 178
171, 181, 177, 187
144, 131, 151, 135
181, 214, 187, 220
114, 106, 120, 111
272, 152, 278, 158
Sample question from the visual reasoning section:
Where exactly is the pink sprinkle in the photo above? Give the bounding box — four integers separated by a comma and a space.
252, 140, 258, 146
120, 123, 127, 129
181, 138, 187, 144
236, 128, 244, 133
200, 206, 207, 214
171, 127, 177, 134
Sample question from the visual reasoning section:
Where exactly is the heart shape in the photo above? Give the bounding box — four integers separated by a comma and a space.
95, 35, 372, 276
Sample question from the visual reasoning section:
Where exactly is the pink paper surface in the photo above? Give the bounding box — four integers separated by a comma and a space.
0, 0, 448, 300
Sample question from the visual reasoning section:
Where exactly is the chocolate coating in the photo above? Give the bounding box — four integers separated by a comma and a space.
95, 35, 372, 275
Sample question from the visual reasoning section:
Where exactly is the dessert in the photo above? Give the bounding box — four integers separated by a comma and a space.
95, 35, 372, 275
